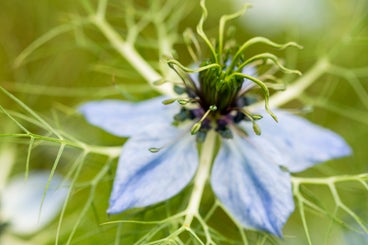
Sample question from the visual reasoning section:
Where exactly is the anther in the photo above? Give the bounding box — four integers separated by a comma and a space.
162, 98, 177, 105
252, 122, 261, 135
252, 114, 263, 120
209, 105, 217, 111
178, 99, 190, 105
241, 109, 262, 135
162, 98, 198, 106
191, 122, 202, 135
148, 147, 161, 153
190, 104, 217, 135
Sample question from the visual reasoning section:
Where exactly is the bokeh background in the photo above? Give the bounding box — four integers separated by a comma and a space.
0, 0, 367, 244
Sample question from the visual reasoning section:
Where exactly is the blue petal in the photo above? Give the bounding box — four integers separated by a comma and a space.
243, 110, 352, 172
1, 171, 69, 235
79, 96, 175, 137
108, 125, 198, 214
211, 134, 294, 236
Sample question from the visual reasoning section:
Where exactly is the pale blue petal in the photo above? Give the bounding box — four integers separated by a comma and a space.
1, 171, 69, 235
243, 110, 352, 172
79, 96, 176, 137
108, 125, 198, 214
211, 134, 294, 236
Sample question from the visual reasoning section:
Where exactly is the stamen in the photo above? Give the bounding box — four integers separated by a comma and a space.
162, 97, 198, 106
148, 147, 161, 153
279, 165, 290, 173
177, 98, 198, 105
209, 105, 218, 111
191, 122, 202, 135
252, 122, 261, 136
162, 98, 177, 105
231, 72, 278, 122
191, 105, 217, 135
252, 114, 263, 120
241, 109, 262, 135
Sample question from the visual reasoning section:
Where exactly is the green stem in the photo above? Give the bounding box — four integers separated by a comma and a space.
292, 173, 368, 185
184, 131, 216, 227
249, 57, 330, 110
92, 16, 174, 96
0, 133, 121, 158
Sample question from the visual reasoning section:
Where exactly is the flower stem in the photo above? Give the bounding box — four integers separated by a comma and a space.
292, 173, 368, 185
91, 16, 174, 96
184, 131, 216, 227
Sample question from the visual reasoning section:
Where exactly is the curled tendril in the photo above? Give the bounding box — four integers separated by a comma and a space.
183, 28, 202, 62
231, 72, 278, 122
197, 0, 217, 63
227, 37, 303, 74
164, 57, 221, 74
237, 52, 302, 76
218, 3, 251, 64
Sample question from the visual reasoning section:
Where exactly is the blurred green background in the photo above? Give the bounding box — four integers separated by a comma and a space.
0, 0, 367, 244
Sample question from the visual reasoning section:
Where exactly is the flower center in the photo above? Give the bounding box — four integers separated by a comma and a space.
171, 57, 261, 142
197, 60, 243, 113
163, 4, 302, 143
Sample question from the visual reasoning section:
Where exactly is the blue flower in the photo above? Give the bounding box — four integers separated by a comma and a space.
78, 6, 351, 233
1, 171, 69, 236
79, 68, 351, 236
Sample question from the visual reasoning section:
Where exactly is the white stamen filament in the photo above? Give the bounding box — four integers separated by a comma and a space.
92, 16, 175, 97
